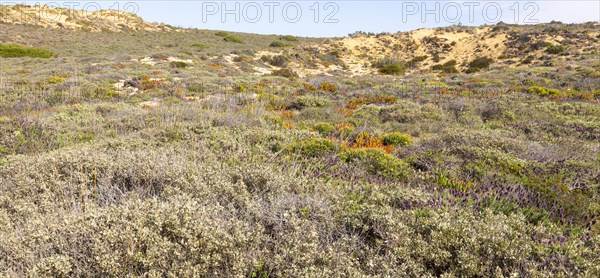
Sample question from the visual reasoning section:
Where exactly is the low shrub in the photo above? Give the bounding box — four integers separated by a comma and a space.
379, 64, 406, 75
526, 86, 565, 98
287, 138, 336, 156
223, 34, 244, 43
546, 43, 565, 54
320, 82, 338, 93
269, 55, 289, 67
432, 60, 458, 73
351, 132, 386, 150
48, 76, 66, 84
271, 68, 298, 79
312, 122, 335, 136
233, 55, 253, 63
382, 132, 413, 146
339, 148, 411, 178
335, 123, 355, 137
215, 31, 230, 37
303, 83, 316, 91
170, 61, 188, 68
466, 57, 493, 73
279, 35, 299, 42
373, 57, 407, 75
408, 55, 428, 67
0, 44, 53, 58
521, 55, 534, 64
269, 41, 288, 48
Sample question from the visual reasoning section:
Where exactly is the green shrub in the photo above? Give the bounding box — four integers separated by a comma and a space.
379, 64, 406, 75
339, 148, 411, 178
0, 144, 10, 155
269, 55, 289, 67
373, 57, 406, 75
0, 44, 53, 58
382, 132, 413, 146
466, 57, 493, 73
546, 43, 565, 54
233, 55, 253, 63
432, 60, 458, 73
312, 122, 335, 136
170, 61, 188, 68
526, 86, 565, 98
215, 31, 230, 37
223, 34, 244, 43
269, 41, 288, 48
408, 55, 428, 67
521, 55, 534, 64
279, 35, 299, 42
287, 138, 336, 156
272, 68, 298, 79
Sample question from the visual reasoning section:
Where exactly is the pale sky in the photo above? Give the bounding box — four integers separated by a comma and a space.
2, 1, 599, 37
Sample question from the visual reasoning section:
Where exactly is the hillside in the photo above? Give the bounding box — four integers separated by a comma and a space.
0, 4, 174, 32
1, 5, 599, 278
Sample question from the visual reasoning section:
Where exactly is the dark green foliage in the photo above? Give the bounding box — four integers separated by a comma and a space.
432, 60, 458, 73
466, 57, 493, 73
279, 35, 298, 42
408, 55, 428, 67
0, 44, 53, 58
271, 68, 298, 79
269, 41, 288, 48
378, 64, 406, 75
269, 55, 289, 67
170, 61, 188, 68
521, 55, 534, 64
373, 57, 407, 75
546, 43, 565, 54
